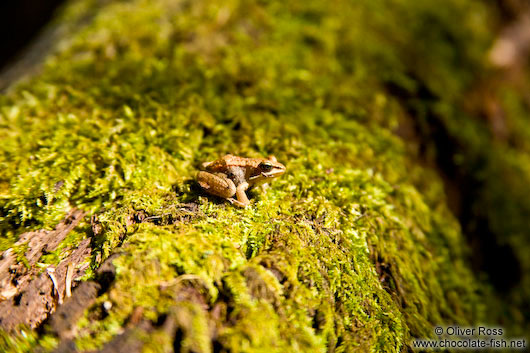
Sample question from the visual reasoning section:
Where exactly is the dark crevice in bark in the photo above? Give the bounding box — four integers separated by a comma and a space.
386, 77, 522, 294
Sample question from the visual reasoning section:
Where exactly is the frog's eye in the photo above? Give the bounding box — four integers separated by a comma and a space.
259, 161, 274, 172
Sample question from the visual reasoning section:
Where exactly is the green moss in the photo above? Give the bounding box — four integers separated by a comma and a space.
0, 0, 525, 351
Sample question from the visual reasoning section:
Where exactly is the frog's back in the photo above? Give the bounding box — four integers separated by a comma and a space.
202, 155, 230, 171
204, 154, 261, 171
223, 154, 261, 167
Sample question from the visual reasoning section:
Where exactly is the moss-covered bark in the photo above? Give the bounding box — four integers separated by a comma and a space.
0, 0, 528, 351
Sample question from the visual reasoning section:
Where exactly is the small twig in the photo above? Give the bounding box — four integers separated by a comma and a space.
47, 267, 62, 305
354, 213, 367, 223
126, 306, 144, 328
144, 213, 172, 221
65, 262, 74, 298
158, 274, 202, 289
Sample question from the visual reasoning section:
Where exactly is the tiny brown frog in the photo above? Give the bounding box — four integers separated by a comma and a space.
197, 154, 286, 207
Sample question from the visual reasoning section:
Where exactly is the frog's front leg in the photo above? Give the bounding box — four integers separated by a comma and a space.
234, 182, 250, 208
196, 171, 248, 207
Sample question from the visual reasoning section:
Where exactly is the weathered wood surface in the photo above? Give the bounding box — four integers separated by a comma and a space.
0, 209, 90, 331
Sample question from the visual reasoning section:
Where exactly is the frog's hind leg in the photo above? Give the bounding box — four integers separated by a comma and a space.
197, 171, 249, 207
197, 171, 236, 198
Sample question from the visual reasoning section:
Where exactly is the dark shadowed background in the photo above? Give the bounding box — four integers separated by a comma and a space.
0, 0, 65, 71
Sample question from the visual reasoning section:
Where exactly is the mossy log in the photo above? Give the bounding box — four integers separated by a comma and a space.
1, 0, 529, 352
